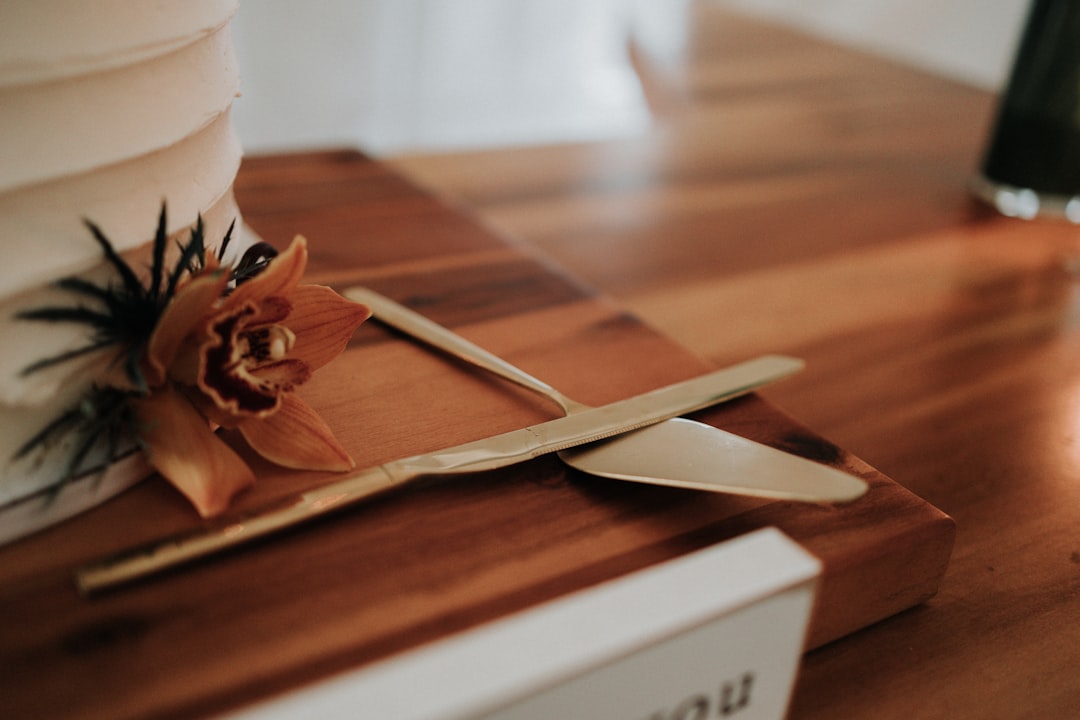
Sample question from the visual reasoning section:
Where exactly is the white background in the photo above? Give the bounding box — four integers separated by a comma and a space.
230, 0, 1031, 155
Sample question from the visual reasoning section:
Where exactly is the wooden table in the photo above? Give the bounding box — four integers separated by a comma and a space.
0, 156, 952, 718
385, 5, 1080, 719
2, 5, 1076, 720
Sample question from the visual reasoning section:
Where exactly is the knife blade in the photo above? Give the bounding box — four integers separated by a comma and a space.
559, 417, 868, 501
74, 354, 802, 594
347, 286, 866, 504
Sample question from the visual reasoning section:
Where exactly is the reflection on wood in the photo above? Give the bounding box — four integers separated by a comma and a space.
389, 7, 1080, 720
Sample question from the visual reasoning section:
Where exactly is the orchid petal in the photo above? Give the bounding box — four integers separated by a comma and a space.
200, 344, 311, 418
285, 285, 371, 371
250, 358, 312, 387
239, 393, 354, 472
133, 384, 255, 517
251, 295, 291, 326
185, 389, 241, 430
227, 235, 307, 309
144, 271, 228, 386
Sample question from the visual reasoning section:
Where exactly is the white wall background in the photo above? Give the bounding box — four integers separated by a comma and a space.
722, 0, 1030, 90
231, 0, 1032, 155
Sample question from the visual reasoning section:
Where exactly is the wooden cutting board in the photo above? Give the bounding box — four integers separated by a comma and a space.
0, 150, 954, 720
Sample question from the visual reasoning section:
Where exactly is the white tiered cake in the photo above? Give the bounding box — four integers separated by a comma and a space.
0, 0, 249, 543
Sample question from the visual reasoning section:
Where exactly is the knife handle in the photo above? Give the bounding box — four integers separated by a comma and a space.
74, 465, 401, 595
347, 287, 587, 415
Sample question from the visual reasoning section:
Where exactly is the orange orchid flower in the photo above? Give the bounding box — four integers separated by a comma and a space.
133, 235, 371, 516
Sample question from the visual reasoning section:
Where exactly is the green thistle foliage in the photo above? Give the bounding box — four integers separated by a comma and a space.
12, 386, 141, 492
17, 204, 234, 393
13, 203, 237, 489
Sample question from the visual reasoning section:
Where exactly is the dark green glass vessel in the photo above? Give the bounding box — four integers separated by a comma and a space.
974, 0, 1080, 221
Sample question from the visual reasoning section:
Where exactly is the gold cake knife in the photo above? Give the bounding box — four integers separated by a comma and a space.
75, 355, 801, 594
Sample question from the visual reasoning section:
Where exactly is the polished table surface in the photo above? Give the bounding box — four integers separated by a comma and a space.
387, 4, 1080, 718
2, 140, 951, 718
2, 4, 1077, 719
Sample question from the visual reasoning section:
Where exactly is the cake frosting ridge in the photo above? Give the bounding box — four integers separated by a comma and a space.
0, 0, 238, 86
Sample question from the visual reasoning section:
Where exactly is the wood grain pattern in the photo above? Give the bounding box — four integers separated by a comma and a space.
387, 5, 1080, 719
0, 146, 951, 719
